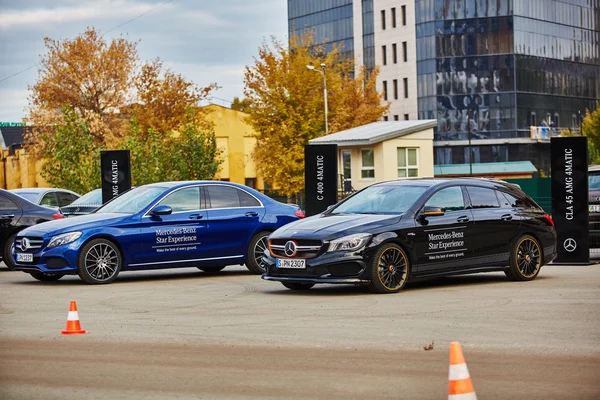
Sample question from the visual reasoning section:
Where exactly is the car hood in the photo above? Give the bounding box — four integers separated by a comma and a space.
19, 213, 132, 236
271, 213, 403, 240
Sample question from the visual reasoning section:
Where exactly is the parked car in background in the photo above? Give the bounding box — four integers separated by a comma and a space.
588, 166, 600, 248
60, 189, 102, 217
10, 188, 80, 208
0, 189, 64, 270
11, 181, 304, 283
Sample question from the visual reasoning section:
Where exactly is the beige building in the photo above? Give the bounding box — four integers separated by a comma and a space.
309, 120, 436, 191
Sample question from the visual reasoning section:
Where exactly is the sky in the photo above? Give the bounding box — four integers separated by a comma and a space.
0, 0, 288, 122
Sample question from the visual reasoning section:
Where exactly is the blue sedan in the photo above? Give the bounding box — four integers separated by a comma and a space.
11, 181, 303, 284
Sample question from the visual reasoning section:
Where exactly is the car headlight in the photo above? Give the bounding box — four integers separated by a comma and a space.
47, 232, 83, 248
327, 233, 372, 252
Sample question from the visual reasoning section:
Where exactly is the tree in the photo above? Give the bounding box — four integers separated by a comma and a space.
39, 107, 101, 194
231, 97, 252, 113
561, 102, 600, 165
243, 34, 388, 197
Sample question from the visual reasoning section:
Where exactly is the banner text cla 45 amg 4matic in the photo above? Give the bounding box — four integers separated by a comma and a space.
262, 178, 557, 294
12, 181, 303, 283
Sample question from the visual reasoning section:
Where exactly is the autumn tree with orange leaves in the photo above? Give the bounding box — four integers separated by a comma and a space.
243, 34, 388, 197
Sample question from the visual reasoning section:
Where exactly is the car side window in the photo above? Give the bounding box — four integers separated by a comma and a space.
40, 192, 58, 207
57, 192, 75, 207
499, 191, 534, 209
207, 186, 241, 209
0, 194, 19, 210
466, 187, 500, 209
158, 187, 200, 212
424, 186, 465, 212
239, 190, 261, 207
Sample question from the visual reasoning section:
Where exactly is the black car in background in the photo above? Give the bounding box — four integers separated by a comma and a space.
0, 189, 64, 270
262, 178, 557, 294
60, 189, 102, 217
588, 166, 600, 248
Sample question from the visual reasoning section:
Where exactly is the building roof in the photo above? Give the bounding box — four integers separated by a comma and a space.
0, 126, 27, 149
308, 120, 437, 146
434, 161, 538, 176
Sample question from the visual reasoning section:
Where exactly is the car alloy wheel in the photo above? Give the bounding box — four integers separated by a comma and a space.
254, 236, 268, 270
245, 231, 270, 274
369, 243, 410, 294
516, 237, 541, 278
77, 239, 122, 284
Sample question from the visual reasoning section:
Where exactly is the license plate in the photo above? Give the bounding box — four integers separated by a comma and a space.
276, 258, 306, 269
16, 253, 33, 263
590, 205, 600, 213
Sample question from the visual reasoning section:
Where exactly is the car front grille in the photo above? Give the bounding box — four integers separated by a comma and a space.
269, 238, 324, 259
14, 237, 44, 252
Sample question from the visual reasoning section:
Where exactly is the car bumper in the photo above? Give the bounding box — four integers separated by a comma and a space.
12, 241, 81, 274
262, 275, 369, 284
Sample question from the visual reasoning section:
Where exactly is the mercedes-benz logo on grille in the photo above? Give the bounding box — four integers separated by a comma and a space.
563, 238, 577, 252
20, 238, 30, 252
284, 241, 297, 257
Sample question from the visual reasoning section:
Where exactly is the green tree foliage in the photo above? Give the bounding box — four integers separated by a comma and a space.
243, 33, 389, 197
40, 107, 101, 194
125, 110, 222, 186
560, 102, 600, 164
231, 96, 252, 113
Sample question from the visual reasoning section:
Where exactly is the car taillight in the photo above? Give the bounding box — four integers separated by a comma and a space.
543, 213, 554, 226
52, 213, 64, 219
294, 210, 306, 219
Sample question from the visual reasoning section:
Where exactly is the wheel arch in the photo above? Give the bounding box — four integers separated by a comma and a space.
369, 232, 414, 265
79, 234, 126, 265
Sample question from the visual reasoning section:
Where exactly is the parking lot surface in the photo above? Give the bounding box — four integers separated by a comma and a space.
1, 264, 599, 399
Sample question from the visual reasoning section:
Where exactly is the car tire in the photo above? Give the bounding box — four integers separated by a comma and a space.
281, 282, 315, 290
505, 235, 542, 281
77, 238, 122, 284
29, 272, 64, 282
245, 231, 270, 274
3, 233, 17, 270
197, 266, 225, 273
368, 242, 410, 294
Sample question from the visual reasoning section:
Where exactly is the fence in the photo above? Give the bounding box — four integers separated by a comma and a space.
1, 148, 49, 189
503, 177, 552, 214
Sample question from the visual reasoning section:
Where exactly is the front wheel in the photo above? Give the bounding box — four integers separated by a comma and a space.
3, 233, 17, 270
368, 243, 410, 294
77, 239, 122, 284
281, 282, 315, 291
505, 235, 542, 281
245, 231, 270, 274
29, 272, 64, 282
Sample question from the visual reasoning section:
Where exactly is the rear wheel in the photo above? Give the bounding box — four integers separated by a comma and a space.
3, 233, 17, 270
281, 282, 315, 291
77, 239, 122, 284
197, 266, 225, 273
505, 235, 542, 281
245, 231, 270, 274
368, 243, 410, 294
29, 272, 64, 282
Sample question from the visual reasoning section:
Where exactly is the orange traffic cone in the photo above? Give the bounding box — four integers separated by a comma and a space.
448, 341, 476, 399
61, 301, 87, 335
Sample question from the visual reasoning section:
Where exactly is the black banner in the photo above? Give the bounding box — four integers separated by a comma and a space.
304, 144, 338, 217
101, 150, 132, 204
551, 137, 589, 264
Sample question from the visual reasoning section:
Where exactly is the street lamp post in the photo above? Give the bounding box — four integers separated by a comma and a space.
307, 64, 329, 135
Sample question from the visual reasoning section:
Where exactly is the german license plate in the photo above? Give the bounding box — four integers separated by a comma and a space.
590, 205, 600, 213
276, 258, 306, 269
16, 253, 33, 263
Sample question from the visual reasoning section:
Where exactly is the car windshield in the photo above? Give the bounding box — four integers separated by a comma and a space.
589, 174, 600, 190
96, 186, 166, 214
331, 185, 428, 215
13, 192, 38, 202
70, 189, 102, 206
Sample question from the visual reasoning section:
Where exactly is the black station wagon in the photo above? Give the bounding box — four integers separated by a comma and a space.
262, 178, 557, 294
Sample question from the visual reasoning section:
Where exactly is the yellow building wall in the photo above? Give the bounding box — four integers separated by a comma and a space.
2, 148, 54, 190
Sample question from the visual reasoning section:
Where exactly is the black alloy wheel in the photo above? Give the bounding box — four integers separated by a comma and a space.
77, 239, 122, 284
245, 232, 270, 274
368, 243, 410, 294
506, 235, 542, 281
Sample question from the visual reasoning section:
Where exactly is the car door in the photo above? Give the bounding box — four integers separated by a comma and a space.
0, 194, 23, 248
465, 186, 522, 264
204, 184, 266, 259
133, 186, 208, 268
412, 186, 475, 273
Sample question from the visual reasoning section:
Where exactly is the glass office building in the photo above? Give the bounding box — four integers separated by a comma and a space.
416, 0, 600, 172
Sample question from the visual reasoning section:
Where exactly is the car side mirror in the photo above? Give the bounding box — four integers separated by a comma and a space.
422, 206, 444, 217
150, 205, 172, 216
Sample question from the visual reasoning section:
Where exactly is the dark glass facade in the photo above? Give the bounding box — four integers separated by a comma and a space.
362, 0, 375, 75
416, 0, 600, 174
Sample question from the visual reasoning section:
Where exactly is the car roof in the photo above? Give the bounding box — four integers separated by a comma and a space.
143, 181, 253, 190
10, 188, 77, 194
371, 177, 516, 189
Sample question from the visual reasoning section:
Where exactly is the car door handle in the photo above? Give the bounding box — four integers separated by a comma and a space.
0, 214, 14, 219
189, 214, 204, 220
501, 214, 513, 221
456, 216, 470, 222
245, 211, 258, 217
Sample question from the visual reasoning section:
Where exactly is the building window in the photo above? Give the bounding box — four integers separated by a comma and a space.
393, 79, 398, 100
382, 45, 387, 65
464, 146, 481, 163
392, 43, 397, 64
402, 41, 407, 62
381, 10, 386, 30
398, 148, 418, 177
244, 178, 256, 189
394, 115, 399, 121
391, 7, 396, 28
530, 112, 537, 127
401, 5, 406, 26
361, 149, 375, 179
383, 116, 389, 121
383, 80, 388, 101
491, 145, 508, 162
341, 150, 352, 182
404, 114, 409, 120
403, 78, 408, 98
